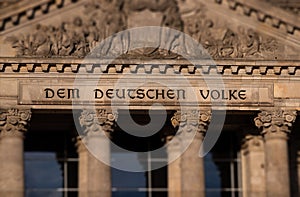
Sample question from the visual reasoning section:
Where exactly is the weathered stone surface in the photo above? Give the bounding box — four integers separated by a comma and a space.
170, 109, 211, 196
241, 133, 266, 197
255, 109, 297, 197
0, 108, 31, 197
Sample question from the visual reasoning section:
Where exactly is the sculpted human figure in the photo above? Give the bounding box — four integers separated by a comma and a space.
160, 5, 184, 55
98, 0, 129, 56
34, 24, 51, 56
219, 29, 238, 58
72, 17, 89, 57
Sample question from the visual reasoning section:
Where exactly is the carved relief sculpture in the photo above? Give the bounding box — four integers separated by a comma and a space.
254, 109, 297, 137
171, 109, 211, 135
79, 109, 117, 136
0, 109, 31, 136
5, 0, 279, 59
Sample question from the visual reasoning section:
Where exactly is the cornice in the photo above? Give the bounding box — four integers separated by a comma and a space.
216, 0, 300, 35
0, 0, 78, 32
1, 0, 299, 38
0, 57, 300, 76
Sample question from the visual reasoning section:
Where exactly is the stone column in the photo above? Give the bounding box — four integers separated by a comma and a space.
166, 135, 182, 197
241, 134, 266, 197
77, 109, 117, 197
254, 109, 297, 197
171, 110, 211, 197
0, 108, 31, 197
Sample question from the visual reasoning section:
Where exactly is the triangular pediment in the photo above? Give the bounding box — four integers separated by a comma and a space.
0, 0, 299, 60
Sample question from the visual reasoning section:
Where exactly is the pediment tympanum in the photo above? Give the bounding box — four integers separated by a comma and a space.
0, 0, 299, 60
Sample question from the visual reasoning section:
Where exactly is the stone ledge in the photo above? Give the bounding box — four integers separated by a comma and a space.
0, 0, 78, 32
218, 0, 300, 35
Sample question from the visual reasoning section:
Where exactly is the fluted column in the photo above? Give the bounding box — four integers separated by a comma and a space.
255, 109, 297, 197
171, 110, 211, 197
241, 134, 266, 197
77, 109, 117, 197
0, 109, 31, 197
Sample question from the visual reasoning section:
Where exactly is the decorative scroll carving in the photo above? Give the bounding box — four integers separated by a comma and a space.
0, 108, 31, 136
254, 109, 297, 137
79, 109, 117, 135
171, 109, 211, 135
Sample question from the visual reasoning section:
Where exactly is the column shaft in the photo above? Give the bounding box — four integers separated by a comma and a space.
0, 108, 31, 197
87, 133, 111, 197
241, 135, 266, 197
264, 134, 290, 197
170, 110, 210, 197
167, 136, 181, 197
77, 133, 111, 197
77, 138, 89, 197
78, 109, 115, 197
0, 133, 24, 197
254, 110, 297, 197
181, 132, 205, 197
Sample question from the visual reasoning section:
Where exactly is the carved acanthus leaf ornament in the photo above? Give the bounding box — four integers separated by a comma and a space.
254, 110, 297, 136
171, 109, 211, 135
79, 109, 117, 135
0, 109, 31, 135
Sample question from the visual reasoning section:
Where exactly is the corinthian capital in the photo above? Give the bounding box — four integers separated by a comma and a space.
79, 109, 117, 135
0, 108, 31, 137
254, 109, 297, 138
171, 109, 211, 135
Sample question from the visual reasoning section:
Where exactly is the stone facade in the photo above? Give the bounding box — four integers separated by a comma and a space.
0, 0, 300, 196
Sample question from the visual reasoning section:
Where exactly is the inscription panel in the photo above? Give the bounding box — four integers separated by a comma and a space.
19, 81, 273, 106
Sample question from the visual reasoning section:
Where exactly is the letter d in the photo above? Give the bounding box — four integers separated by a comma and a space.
44, 88, 54, 98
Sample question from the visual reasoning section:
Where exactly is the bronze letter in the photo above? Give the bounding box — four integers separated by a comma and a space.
106, 89, 114, 99
67, 88, 80, 99
57, 88, 65, 99
44, 88, 54, 98
94, 89, 103, 99
238, 90, 247, 100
